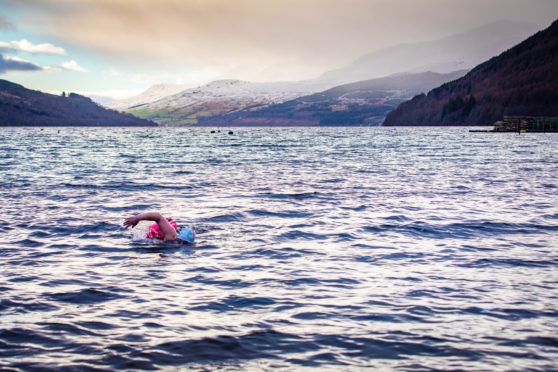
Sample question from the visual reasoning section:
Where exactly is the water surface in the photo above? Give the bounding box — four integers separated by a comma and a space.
1, 127, 557, 370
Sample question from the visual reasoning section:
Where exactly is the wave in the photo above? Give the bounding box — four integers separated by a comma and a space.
362, 221, 558, 239
256, 191, 320, 200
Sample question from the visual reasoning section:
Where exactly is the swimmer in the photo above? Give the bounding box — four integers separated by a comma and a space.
123, 212, 195, 243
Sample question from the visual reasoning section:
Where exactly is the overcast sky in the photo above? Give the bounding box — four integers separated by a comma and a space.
0, 0, 557, 98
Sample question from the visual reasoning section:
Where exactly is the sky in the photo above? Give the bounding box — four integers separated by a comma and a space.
0, 0, 557, 99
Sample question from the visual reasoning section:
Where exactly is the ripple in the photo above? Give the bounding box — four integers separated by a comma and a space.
203, 213, 247, 223
0, 299, 58, 314
1, 127, 558, 371
45, 288, 127, 305
191, 295, 277, 312
257, 191, 320, 200
246, 209, 313, 218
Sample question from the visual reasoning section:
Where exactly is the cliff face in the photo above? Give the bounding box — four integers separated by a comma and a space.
0, 79, 156, 126
383, 19, 558, 126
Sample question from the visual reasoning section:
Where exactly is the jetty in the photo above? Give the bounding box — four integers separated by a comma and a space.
470, 116, 558, 133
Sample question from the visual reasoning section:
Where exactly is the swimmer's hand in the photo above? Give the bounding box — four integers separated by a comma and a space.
123, 216, 140, 229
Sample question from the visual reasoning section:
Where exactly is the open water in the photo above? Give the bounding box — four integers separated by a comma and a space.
0, 127, 557, 371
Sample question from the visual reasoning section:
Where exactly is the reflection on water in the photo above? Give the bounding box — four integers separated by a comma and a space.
1, 127, 557, 370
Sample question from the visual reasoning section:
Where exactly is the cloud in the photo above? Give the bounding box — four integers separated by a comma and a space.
0, 39, 66, 55
0, 53, 42, 73
61, 60, 87, 72
0, 15, 16, 30
5, 0, 558, 81
0, 54, 88, 74
0, 53, 89, 74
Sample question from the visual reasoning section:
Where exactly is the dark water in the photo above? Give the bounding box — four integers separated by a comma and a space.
1, 127, 557, 371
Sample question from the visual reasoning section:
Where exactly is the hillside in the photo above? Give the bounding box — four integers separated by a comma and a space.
383, 20, 558, 126
127, 79, 330, 126
319, 20, 538, 85
196, 70, 466, 126
0, 79, 156, 126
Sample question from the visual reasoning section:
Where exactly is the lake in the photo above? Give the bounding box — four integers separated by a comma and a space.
1, 127, 557, 370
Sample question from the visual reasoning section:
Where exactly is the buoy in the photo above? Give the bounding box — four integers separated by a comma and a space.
228, 130, 234, 135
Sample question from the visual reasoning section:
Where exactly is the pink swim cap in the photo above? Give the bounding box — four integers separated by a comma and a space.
146, 220, 177, 240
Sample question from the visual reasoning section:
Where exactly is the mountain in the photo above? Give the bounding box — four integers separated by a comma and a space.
195, 70, 467, 126
108, 83, 190, 110
383, 19, 558, 126
0, 79, 156, 126
118, 21, 539, 127
128, 79, 331, 126
319, 20, 540, 85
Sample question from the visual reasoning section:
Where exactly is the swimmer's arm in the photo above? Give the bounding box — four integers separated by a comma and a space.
123, 212, 178, 241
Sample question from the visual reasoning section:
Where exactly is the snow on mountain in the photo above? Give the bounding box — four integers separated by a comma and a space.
197, 70, 468, 126
128, 79, 332, 125
149, 79, 328, 107
108, 83, 190, 110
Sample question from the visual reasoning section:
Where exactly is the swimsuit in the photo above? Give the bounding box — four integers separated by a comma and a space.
146, 220, 177, 240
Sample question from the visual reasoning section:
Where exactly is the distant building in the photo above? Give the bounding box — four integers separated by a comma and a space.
493, 116, 558, 132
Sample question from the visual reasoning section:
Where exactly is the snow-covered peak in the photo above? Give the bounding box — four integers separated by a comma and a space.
201, 79, 246, 89
173, 78, 331, 99
137, 78, 334, 115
